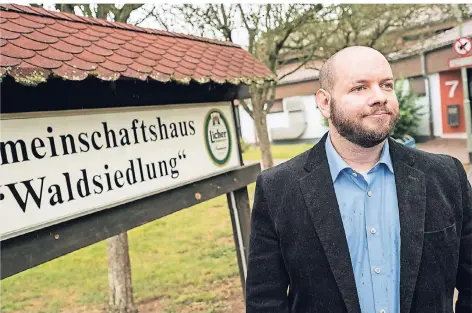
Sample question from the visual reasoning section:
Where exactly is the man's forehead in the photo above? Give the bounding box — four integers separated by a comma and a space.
334, 58, 394, 84
346, 76, 395, 84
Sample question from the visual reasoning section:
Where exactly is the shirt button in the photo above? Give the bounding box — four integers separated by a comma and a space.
380, 309, 386, 313
374, 267, 381, 274
370, 228, 376, 234
352, 172, 358, 177
367, 191, 373, 197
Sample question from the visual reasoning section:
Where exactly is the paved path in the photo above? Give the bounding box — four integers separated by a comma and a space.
416, 138, 468, 164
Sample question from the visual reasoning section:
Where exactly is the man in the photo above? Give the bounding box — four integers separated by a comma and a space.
245, 46, 471, 313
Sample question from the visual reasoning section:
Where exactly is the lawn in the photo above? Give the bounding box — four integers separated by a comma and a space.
1, 143, 311, 313
242, 143, 314, 161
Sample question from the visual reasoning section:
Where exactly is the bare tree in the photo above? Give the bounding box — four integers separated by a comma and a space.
153, 4, 463, 169
153, 4, 326, 169
312, 4, 462, 56
32, 4, 148, 25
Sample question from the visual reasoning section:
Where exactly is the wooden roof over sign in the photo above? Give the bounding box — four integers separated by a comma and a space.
0, 4, 274, 86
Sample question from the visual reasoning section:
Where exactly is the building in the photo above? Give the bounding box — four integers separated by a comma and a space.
238, 19, 472, 144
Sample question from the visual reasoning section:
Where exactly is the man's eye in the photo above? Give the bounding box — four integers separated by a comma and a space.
352, 86, 366, 92
383, 83, 394, 89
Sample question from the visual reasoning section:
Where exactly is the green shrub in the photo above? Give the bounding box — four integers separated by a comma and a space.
391, 79, 424, 139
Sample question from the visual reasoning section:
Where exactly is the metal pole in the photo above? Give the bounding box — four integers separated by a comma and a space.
461, 64, 472, 163
453, 4, 472, 163
420, 52, 435, 139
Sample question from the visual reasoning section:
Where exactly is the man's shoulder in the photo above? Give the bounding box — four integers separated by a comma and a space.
397, 141, 462, 176
259, 148, 312, 185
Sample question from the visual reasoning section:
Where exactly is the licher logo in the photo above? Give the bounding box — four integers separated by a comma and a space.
212, 114, 221, 126
204, 109, 231, 166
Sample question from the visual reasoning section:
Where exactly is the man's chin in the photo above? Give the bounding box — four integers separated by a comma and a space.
347, 130, 390, 148
360, 123, 393, 137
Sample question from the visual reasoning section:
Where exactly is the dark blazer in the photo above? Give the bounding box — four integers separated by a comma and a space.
246, 133, 472, 313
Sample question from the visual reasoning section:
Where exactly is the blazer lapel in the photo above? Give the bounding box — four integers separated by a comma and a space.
299, 134, 362, 313
389, 139, 426, 313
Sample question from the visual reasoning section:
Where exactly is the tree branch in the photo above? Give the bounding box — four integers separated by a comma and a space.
238, 4, 251, 31
237, 98, 254, 119
265, 82, 278, 113
368, 18, 393, 47
54, 4, 76, 14
113, 4, 143, 23
135, 5, 154, 26
79, 4, 93, 18
277, 48, 317, 81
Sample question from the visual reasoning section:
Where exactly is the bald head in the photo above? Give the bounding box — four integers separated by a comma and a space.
319, 46, 390, 93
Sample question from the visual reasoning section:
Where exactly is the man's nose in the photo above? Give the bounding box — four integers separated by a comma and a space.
368, 86, 388, 106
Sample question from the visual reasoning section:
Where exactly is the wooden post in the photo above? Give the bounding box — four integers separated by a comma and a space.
226, 186, 252, 299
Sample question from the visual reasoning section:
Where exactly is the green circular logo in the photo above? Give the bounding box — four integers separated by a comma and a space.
204, 109, 232, 166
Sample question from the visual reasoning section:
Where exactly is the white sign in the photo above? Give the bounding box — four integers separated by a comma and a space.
449, 55, 472, 69
0, 102, 240, 240
454, 37, 472, 56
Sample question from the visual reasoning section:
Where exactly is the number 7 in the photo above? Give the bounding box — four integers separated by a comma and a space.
445, 80, 459, 98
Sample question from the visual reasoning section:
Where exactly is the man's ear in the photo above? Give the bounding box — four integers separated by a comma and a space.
316, 88, 331, 119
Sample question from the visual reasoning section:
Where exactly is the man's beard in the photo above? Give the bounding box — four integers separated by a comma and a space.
329, 99, 399, 148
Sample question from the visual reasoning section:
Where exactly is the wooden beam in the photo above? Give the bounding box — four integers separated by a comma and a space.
226, 186, 252, 299
1, 163, 261, 279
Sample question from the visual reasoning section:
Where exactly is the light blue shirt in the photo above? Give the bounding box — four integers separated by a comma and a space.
325, 134, 400, 313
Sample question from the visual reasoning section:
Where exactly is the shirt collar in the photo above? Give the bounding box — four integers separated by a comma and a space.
325, 133, 394, 182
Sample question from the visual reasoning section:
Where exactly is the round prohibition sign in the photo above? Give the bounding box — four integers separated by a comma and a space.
453, 37, 472, 56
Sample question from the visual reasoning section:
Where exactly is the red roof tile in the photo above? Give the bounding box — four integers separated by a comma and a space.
0, 4, 274, 86
1, 20, 33, 33
23, 30, 58, 43
0, 54, 21, 66
154, 63, 174, 76
93, 40, 119, 52
86, 44, 113, 56
51, 40, 83, 54
108, 52, 133, 65
53, 63, 88, 80
24, 53, 62, 68
129, 62, 153, 74
9, 35, 48, 50
103, 35, 126, 45
37, 46, 73, 61
122, 67, 147, 80
37, 26, 68, 38
76, 49, 106, 63
62, 35, 91, 48
0, 10, 20, 19
72, 31, 99, 42
116, 48, 139, 59
134, 55, 156, 67
83, 26, 108, 37
65, 57, 97, 71
2, 42, 34, 58
100, 59, 127, 72
0, 28, 20, 39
